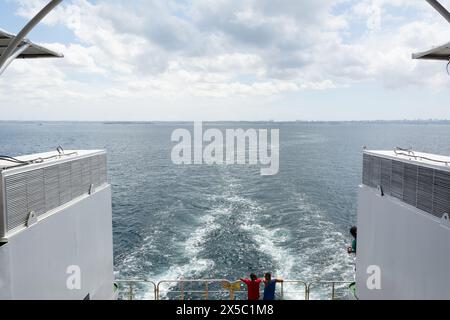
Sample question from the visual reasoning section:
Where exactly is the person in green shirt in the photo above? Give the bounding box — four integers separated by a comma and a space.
347, 226, 358, 295
347, 226, 357, 254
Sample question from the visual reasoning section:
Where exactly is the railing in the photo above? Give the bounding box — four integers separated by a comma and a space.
280, 280, 308, 300
116, 279, 355, 300
307, 281, 355, 300
157, 279, 231, 300
115, 279, 157, 300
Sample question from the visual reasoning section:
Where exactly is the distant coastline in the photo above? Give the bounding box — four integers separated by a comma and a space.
1, 119, 450, 125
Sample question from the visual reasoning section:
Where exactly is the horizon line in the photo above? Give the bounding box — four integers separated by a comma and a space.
1, 119, 450, 123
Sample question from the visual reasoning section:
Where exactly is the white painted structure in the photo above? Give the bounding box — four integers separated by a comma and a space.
356, 150, 450, 299
356, 0, 450, 300
0, 150, 115, 300
0, 0, 115, 301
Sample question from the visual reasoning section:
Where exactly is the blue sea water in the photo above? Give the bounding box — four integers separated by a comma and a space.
2, 121, 450, 299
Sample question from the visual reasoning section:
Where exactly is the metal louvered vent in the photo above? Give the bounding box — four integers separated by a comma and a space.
1, 153, 107, 235
363, 153, 450, 219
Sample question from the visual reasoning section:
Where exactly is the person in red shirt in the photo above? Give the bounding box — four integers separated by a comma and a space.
240, 273, 262, 300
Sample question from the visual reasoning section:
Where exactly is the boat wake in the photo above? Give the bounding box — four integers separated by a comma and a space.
118, 166, 354, 300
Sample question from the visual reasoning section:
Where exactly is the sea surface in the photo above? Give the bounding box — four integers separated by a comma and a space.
2, 121, 450, 299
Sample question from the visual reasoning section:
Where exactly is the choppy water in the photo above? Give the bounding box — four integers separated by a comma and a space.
2, 121, 450, 299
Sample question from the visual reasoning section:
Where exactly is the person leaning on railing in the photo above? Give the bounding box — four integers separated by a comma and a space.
263, 272, 283, 301
347, 226, 357, 254
240, 273, 262, 300
347, 226, 357, 289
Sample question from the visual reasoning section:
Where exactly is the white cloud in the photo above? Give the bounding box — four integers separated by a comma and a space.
1, 0, 450, 120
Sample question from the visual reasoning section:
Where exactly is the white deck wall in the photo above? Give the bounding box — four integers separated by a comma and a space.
0, 185, 114, 300
356, 185, 450, 299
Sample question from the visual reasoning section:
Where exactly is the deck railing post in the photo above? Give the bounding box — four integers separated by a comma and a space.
229, 288, 235, 300
204, 282, 209, 300
331, 282, 336, 300
156, 283, 159, 300
128, 282, 134, 300
304, 283, 308, 300
306, 283, 311, 300
180, 281, 185, 300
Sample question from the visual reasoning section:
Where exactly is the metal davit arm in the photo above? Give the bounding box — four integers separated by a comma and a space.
0, 44, 31, 76
0, 0, 63, 75
426, 0, 450, 24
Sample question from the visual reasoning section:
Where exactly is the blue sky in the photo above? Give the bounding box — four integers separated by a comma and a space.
1, 1, 73, 43
1, 0, 450, 121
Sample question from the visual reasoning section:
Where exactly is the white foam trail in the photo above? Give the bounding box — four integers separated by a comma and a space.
118, 235, 156, 276
144, 205, 232, 299
240, 215, 301, 299
211, 176, 306, 299
141, 258, 215, 300
288, 192, 355, 299
237, 190, 355, 300
124, 169, 355, 300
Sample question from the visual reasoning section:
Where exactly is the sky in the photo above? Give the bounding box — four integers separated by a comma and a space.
0, 0, 450, 121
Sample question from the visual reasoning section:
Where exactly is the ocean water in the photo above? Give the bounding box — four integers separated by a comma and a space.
2, 121, 450, 299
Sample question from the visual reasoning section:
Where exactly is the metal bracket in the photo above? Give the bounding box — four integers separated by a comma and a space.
89, 184, 95, 195
0, 238, 8, 247
441, 213, 450, 226
26, 211, 38, 228
377, 185, 384, 197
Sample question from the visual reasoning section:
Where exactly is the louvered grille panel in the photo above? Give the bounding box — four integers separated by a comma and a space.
391, 161, 404, 200
403, 164, 418, 206
1, 153, 107, 234
59, 163, 72, 205
71, 160, 83, 198
417, 167, 434, 214
81, 158, 91, 192
380, 158, 392, 195
26, 169, 45, 217
371, 156, 381, 188
432, 171, 450, 218
99, 155, 107, 185
90, 156, 100, 187
5, 173, 28, 231
363, 154, 371, 186
44, 166, 59, 212
0, 179, 3, 235
362, 153, 450, 219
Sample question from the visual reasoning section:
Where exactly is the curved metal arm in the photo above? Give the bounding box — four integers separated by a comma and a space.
0, 0, 63, 72
0, 44, 31, 76
426, 0, 450, 24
